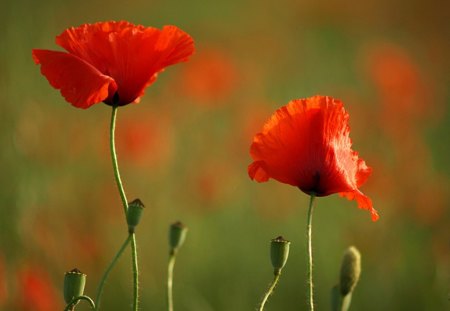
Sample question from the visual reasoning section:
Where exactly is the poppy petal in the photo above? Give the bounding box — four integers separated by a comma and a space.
340, 190, 379, 221
32, 49, 117, 109
248, 161, 270, 182
55, 21, 140, 77
108, 25, 195, 104
355, 158, 372, 187
155, 25, 196, 68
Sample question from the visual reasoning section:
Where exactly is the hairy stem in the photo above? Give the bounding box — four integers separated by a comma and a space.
109, 105, 139, 310
306, 194, 316, 311
131, 233, 139, 311
258, 271, 281, 311
110, 105, 128, 216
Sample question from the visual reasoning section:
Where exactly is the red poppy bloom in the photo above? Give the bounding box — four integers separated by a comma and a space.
17, 266, 61, 311
32, 21, 195, 109
248, 95, 378, 221
180, 48, 238, 105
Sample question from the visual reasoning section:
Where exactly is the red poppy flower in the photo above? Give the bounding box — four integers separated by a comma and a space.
17, 266, 62, 311
248, 95, 378, 221
32, 21, 195, 109
180, 48, 238, 105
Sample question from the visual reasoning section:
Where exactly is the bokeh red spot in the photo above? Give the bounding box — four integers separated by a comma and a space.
180, 48, 238, 105
17, 266, 61, 311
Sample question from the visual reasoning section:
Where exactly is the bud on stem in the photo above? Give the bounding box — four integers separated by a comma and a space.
339, 246, 361, 296
331, 246, 362, 311
64, 268, 86, 305
270, 236, 290, 275
127, 199, 145, 233
169, 221, 188, 254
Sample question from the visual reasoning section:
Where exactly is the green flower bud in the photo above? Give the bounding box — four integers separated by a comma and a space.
64, 268, 86, 304
127, 199, 145, 233
169, 221, 188, 253
270, 236, 290, 275
339, 246, 361, 296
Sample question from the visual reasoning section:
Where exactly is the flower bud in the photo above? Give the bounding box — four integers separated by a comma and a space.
127, 199, 145, 233
64, 268, 86, 304
339, 246, 361, 296
169, 221, 188, 253
270, 236, 290, 275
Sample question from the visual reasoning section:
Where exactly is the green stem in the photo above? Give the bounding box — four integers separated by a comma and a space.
94, 235, 131, 310
167, 250, 177, 311
110, 105, 128, 216
258, 271, 281, 311
65, 295, 96, 311
109, 105, 139, 310
306, 194, 316, 311
131, 233, 139, 311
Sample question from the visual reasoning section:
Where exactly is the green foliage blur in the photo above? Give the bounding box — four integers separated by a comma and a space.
1, 0, 449, 310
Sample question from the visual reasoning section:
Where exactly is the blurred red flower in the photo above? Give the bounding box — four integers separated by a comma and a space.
17, 266, 61, 311
248, 95, 378, 221
180, 48, 238, 105
115, 113, 174, 168
32, 21, 194, 109
0, 255, 7, 307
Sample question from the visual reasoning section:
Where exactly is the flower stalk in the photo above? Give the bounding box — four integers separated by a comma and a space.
167, 252, 176, 311
306, 194, 316, 311
110, 105, 128, 217
258, 272, 281, 311
94, 235, 132, 310
131, 233, 139, 311
109, 105, 139, 311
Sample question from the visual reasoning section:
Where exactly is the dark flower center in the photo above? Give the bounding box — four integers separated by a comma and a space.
104, 92, 121, 107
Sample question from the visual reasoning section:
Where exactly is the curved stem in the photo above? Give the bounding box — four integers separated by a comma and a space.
110, 105, 128, 216
131, 233, 139, 311
65, 295, 96, 311
94, 235, 132, 310
306, 194, 316, 311
167, 251, 177, 311
258, 272, 281, 311
109, 105, 139, 310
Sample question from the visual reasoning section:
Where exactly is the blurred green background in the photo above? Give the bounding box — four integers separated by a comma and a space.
1, 0, 449, 310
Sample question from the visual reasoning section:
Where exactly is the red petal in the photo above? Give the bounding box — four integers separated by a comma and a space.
155, 26, 196, 69
340, 190, 379, 221
355, 158, 372, 187
55, 22, 194, 105
248, 161, 270, 182
32, 49, 117, 109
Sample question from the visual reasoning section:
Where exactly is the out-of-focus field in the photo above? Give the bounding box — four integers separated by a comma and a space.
0, 0, 449, 310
